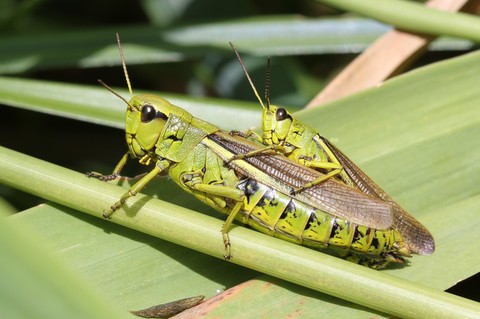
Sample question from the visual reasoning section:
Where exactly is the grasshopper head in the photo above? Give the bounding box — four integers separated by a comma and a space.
262, 104, 295, 150
125, 94, 178, 160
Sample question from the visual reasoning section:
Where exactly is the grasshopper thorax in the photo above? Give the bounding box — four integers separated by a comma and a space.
124, 94, 217, 165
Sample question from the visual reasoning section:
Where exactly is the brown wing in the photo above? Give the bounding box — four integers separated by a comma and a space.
321, 136, 435, 255
209, 131, 393, 230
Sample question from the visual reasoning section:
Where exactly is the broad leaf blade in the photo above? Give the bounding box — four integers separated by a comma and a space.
0, 17, 473, 74
2, 50, 480, 318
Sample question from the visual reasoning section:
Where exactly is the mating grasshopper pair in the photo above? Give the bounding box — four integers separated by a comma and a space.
90, 35, 434, 269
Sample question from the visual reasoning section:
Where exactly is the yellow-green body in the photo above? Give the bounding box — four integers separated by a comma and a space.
94, 93, 410, 268
258, 103, 435, 256
172, 138, 403, 260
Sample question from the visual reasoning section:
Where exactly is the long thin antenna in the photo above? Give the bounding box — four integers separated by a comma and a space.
116, 33, 134, 98
98, 79, 136, 110
265, 57, 271, 108
229, 42, 265, 109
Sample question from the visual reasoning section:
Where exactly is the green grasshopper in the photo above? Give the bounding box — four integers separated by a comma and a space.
229, 43, 434, 256
89, 35, 412, 268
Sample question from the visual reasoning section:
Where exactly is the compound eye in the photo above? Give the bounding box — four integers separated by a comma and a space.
275, 108, 288, 121
141, 104, 168, 123
141, 104, 156, 123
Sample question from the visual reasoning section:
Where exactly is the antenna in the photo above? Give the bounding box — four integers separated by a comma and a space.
265, 57, 271, 108
229, 42, 265, 109
97, 79, 133, 108
96, 34, 137, 111
116, 33, 134, 98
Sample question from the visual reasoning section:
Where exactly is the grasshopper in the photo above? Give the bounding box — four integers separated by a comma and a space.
89, 35, 411, 268
229, 43, 434, 256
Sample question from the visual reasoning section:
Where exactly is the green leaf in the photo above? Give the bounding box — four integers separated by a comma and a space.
0, 16, 473, 74
0, 76, 260, 130
0, 209, 129, 319
315, 0, 480, 42
1, 49, 479, 318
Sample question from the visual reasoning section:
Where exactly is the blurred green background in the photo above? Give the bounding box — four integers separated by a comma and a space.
0, 1, 478, 317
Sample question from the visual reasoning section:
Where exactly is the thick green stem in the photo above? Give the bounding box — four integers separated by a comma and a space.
0, 146, 479, 319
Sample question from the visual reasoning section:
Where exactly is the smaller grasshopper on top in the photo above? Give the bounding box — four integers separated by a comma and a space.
229, 43, 434, 256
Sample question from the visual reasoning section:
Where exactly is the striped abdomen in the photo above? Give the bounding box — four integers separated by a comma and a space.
237, 178, 408, 267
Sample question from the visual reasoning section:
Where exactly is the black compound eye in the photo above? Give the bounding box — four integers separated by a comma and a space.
275, 108, 288, 121
141, 104, 156, 123
141, 104, 168, 123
